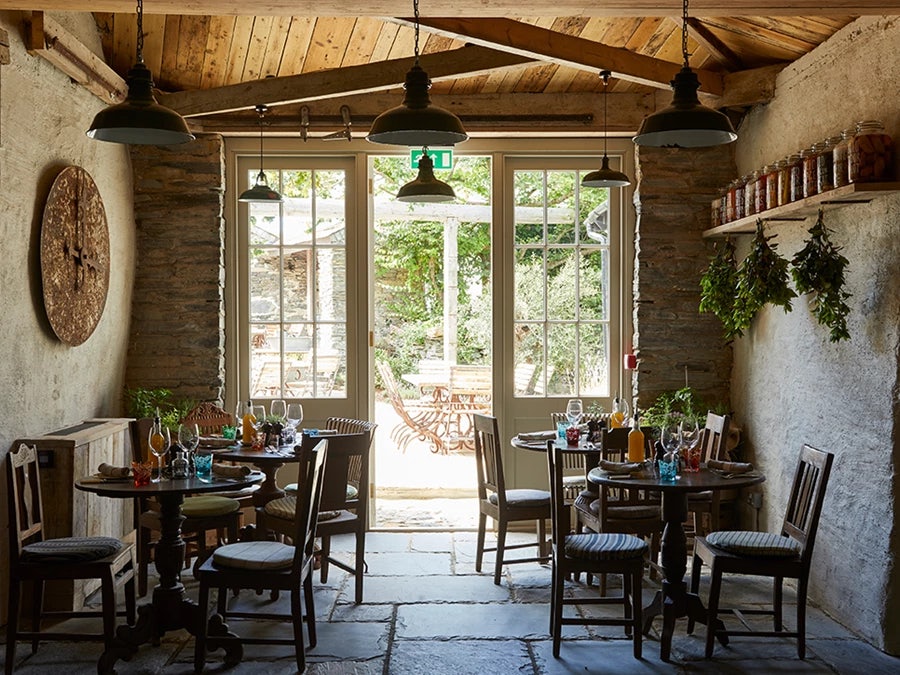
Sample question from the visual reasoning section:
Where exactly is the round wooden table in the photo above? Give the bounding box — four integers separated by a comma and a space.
75, 474, 262, 674
588, 467, 765, 661
214, 445, 302, 507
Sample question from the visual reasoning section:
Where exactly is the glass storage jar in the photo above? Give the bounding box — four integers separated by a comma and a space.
786, 154, 803, 203
725, 180, 736, 223
832, 127, 855, 188
745, 170, 758, 216
711, 194, 722, 228
777, 158, 791, 206
734, 177, 745, 220
755, 167, 770, 213
849, 120, 893, 183
802, 145, 820, 198
766, 162, 781, 208
818, 136, 839, 193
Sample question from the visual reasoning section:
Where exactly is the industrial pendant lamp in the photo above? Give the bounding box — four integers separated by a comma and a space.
397, 148, 455, 202
239, 105, 283, 203
367, 0, 468, 147
582, 71, 631, 188
87, 0, 194, 145
633, 0, 737, 148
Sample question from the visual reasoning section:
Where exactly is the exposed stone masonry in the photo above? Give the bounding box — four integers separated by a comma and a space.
632, 146, 736, 411
124, 134, 226, 404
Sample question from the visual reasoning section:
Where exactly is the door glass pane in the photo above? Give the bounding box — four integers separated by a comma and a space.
282, 248, 310, 322
578, 323, 609, 396
546, 170, 576, 244
250, 324, 282, 398
250, 248, 281, 321
546, 248, 576, 321
315, 248, 346, 320
546, 322, 576, 397
514, 170, 544, 245
579, 249, 608, 321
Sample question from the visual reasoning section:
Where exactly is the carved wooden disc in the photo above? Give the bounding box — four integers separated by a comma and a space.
40, 166, 110, 346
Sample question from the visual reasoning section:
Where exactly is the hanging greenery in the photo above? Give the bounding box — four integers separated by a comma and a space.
699, 237, 740, 338
791, 209, 852, 342
732, 220, 796, 335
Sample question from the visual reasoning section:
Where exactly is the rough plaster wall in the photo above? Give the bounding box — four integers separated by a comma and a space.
732, 16, 900, 652
0, 11, 134, 622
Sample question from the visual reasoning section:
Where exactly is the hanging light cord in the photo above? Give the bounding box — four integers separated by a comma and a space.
256, 105, 266, 182
413, 0, 420, 65
601, 70, 610, 157
681, 0, 690, 68
135, 0, 144, 63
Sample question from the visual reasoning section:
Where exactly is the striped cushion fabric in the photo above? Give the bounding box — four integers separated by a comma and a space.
608, 505, 660, 520
264, 496, 341, 523
562, 475, 585, 488
212, 541, 294, 570
21, 536, 123, 563
489, 489, 550, 508
705, 531, 801, 557
284, 482, 358, 500
564, 533, 647, 561
182, 495, 240, 517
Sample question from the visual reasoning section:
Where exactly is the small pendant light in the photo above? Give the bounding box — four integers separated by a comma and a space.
582, 71, 631, 188
239, 104, 283, 203
87, 0, 194, 145
367, 0, 468, 147
396, 148, 456, 202
633, 0, 737, 148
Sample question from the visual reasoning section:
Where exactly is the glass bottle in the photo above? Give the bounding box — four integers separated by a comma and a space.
745, 170, 758, 216
766, 162, 780, 209
788, 153, 804, 202
610, 393, 629, 429
777, 158, 791, 206
240, 399, 257, 445
849, 120, 894, 183
755, 167, 770, 213
832, 127, 855, 188
802, 145, 820, 198
171, 450, 189, 479
817, 136, 839, 194
710, 194, 722, 229
734, 177, 745, 221
627, 411, 645, 463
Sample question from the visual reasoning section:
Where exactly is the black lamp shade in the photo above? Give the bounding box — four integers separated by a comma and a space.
396, 154, 456, 203
633, 67, 737, 148
582, 156, 631, 188
239, 172, 283, 203
368, 65, 468, 147
87, 62, 195, 145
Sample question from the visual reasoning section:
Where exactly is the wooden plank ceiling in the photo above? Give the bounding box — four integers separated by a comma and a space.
61, 5, 860, 134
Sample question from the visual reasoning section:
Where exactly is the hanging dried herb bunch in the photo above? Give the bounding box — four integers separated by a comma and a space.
732, 220, 796, 335
699, 237, 740, 338
791, 209, 851, 342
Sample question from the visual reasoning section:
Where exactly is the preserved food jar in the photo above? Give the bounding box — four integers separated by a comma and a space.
711, 194, 722, 228
725, 180, 736, 223
777, 158, 791, 206
818, 136, 839, 193
745, 170, 758, 216
788, 153, 803, 202
766, 162, 780, 208
735, 177, 745, 220
802, 146, 820, 198
849, 120, 893, 183
832, 127, 855, 188
755, 166, 770, 213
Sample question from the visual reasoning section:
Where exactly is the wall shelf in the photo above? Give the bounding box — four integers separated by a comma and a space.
703, 181, 900, 238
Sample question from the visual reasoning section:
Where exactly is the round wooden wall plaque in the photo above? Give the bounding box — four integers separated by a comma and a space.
40, 166, 110, 346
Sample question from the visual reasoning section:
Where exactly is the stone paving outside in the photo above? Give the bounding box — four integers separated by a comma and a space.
3, 530, 898, 674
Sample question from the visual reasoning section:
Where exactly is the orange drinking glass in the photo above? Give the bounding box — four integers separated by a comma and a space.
132, 461, 153, 487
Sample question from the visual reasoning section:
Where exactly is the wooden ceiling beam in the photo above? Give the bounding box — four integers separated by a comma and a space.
0, 3, 884, 17
399, 16, 726, 95
682, 16, 745, 70
160, 45, 536, 117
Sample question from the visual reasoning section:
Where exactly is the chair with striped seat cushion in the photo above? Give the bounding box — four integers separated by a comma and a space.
182, 495, 242, 518
690, 444, 834, 659
6, 444, 136, 673
547, 442, 646, 659
474, 414, 551, 586
263, 496, 341, 523
194, 440, 328, 674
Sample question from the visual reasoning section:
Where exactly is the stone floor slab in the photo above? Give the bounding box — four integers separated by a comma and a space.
363, 574, 511, 603
808, 637, 900, 673
532, 639, 681, 674
396, 602, 562, 640
365, 551, 453, 575
389, 639, 533, 675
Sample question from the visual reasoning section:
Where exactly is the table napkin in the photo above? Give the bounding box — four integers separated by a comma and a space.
517, 430, 556, 441
598, 460, 641, 475
707, 459, 754, 474
211, 464, 252, 479
97, 463, 131, 478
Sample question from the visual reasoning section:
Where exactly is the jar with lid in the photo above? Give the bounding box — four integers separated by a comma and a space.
755, 167, 770, 213
849, 120, 893, 183
766, 162, 780, 208
788, 153, 803, 202
818, 136, 839, 194
832, 127, 855, 188
711, 192, 723, 228
802, 145, 820, 198
734, 177, 746, 220
777, 158, 791, 206
745, 170, 758, 216
725, 180, 736, 223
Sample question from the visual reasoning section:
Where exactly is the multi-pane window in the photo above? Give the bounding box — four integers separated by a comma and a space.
513, 169, 611, 397
246, 168, 347, 399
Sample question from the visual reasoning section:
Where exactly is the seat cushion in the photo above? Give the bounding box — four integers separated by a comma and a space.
705, 531, 801, 557
212, 541, 294, 570
607, 505, 660, 520
264, 496, 341, 523
284, 482, 358, 500
564, 533, 647, 561
183, 495, 241, 518
21, 536, 123, 563
488, 489, 550, 508
562, 475, 585, 488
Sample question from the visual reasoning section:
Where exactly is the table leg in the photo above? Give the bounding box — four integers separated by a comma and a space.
251, 462, 285, 507
97, 493, 243, 674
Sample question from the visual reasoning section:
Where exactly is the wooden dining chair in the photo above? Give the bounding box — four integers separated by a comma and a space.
474, 413, 551, 585
194, 439, 328, 673
546, 441, 646, 658
548, 411, 609, 508
689, 444, 834, 658
6, 443, 137, 674
687, 412, 733, 536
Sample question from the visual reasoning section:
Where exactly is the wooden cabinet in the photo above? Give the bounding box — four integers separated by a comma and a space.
13, 418, 135, 611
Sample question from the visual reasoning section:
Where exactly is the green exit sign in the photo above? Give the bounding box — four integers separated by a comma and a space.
411, 148, 453, 170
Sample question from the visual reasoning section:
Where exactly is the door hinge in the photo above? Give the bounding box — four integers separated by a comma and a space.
369, 331, 374, 347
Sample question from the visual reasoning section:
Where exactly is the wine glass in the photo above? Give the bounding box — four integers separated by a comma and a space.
680, 419, 701, 472
269, 399, 287, 423
147, 425, 170, 483
566, 399, 583, 428
178, 423, 200, 474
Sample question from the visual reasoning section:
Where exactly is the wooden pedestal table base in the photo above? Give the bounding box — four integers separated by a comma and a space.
75, 475, 262, 674
588, 468, 765, 661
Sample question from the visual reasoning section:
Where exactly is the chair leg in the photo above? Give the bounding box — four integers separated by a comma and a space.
494, 520, 508, 585
623, 571, 633, 635
101, 572, 117, 649
704, 564, 723, 658
125, 570, 137, 626
475, 513, 487, 573
6, 579, 20, 675
194, 580, 210, 674
354, 528, 366, 604
551, 561, 563, 658
139, 525, 151, 597
796, 576, 808, 659
687, 552, 703, 634
30, 579, 43, 654
319, 536, 331, 583
774, 575, 784, 632
217, 585, 228, 617
291, 586, 307, 673
632, 568, 643, 659
537, 517, 547, 559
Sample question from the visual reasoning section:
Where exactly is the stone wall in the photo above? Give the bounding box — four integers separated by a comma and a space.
125, 135, 226, 405
632, 145, 735, 411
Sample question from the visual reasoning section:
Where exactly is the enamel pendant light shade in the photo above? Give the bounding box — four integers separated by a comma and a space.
396, 150, 455, 202
239, 105, 283, 203
633, 0, 736, 149
582, 70, 631, 188
367, 0, 468, 147
87, 0, 194, 145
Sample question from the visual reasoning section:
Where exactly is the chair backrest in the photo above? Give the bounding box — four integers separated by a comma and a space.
326, 417, 376, 496
473, 413, 506, 504
600, 426, 652, 461
597, 427, 659, 520
549, 411, 612, 427
183, 402, 234, 436
7, 443, 45, 560
781, 444, 834, 566
698, 411, 731, 464
291, 439, 328, 572
546, 441, 568, 549
300, 432, 370, 514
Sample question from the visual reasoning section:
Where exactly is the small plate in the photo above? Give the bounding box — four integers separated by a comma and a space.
91, 473, 131, 482
198, 437, 238, 449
